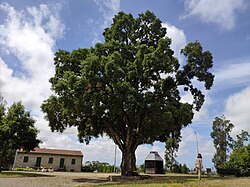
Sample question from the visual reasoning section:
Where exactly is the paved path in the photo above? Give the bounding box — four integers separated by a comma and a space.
0, 172, 118, 187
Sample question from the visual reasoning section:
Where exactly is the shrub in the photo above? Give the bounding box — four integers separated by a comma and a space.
223, 144, 250, 176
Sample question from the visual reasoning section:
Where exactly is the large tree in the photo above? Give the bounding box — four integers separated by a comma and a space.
41, 11, 214, 175
210, 115, 234, 168
0, 100, 40, 171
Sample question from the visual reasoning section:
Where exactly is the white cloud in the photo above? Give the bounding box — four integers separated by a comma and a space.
162, 22, 187, 63
212, 57, 250, 138
91, 0, 120, 45
0, 3, 83, 157
214, 59, 250, 91
136, 142, 165, 166
0, 2, 218, 170
94, 0, 120, 29
200, 140, 214, 157
177, 127, 215, 168
178, 127, 198, 156
183, 0, 247, 30
80, 136, 165, 166
81, 136, 121, 165
180, 87, 212, 123
161, 23, 212, 123
0, 3, 64, 114
224, 86, 250, 136
177, 127, 197, 167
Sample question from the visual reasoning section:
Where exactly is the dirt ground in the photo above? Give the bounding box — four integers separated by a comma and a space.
0, 172, 119, 187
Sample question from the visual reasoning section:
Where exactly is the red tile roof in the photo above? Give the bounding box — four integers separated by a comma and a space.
18, 148, 83, 157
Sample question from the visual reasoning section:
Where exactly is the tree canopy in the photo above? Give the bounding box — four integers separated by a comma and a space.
41, 10, 214, 175
224, 143, 250, 175
211, 115, 249, 169
210, 115, 234, 168
0, 99, 40, 171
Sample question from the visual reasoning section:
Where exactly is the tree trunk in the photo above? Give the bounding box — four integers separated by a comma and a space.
120, 147, 137, 176
0, 154, 2, 172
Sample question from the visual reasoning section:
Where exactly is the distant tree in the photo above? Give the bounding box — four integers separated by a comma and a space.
210, 115, 234, 168
224, 143, 250, 175
82, 161, 95, 172
0, 101, 40, 171
172, 163, 189, 174
82, 161, 116, 173
172, 163, 182, 173
0, 96, 6, 171
234, 130, 249, 149
0, 95, 5, 121
164, 131, 181, 172
41, 11, 214, 175
181, 163, 189, 174
137, 163, 145, 173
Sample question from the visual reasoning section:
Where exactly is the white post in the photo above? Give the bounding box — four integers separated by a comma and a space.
12, 149, 18, 170
114, 144, 117, 173
194, 131, 199, 154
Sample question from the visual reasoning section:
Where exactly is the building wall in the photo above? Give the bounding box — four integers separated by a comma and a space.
14, 152, 82, 172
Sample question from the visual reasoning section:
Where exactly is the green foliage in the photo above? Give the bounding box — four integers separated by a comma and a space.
172, 164, 182, 173
41, 10, 214, 175
164, 131, 181, 171
82, 161, 117, 173
234, 130, 249, 149
211, 115, 249, 169
137, 164, 145, 173
210, 115, 234, 168
223, 144, 250, 175
0, 96, 5, 122
98, 165, 115, 173
0, 98, 40, 171
181, 164, 190, 174
13, 167, 36, 172
171, 163, 189, 174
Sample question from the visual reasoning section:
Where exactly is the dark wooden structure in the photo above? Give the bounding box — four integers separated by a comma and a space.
145, 151, 164, 174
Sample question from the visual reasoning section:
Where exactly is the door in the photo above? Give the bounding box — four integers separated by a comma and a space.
35, 157, 42, 167
59, 158, 65, 168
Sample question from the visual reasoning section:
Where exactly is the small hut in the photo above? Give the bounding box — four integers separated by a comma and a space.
144, 151, 164, 174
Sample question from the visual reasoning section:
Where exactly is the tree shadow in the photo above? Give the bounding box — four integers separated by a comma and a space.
72, 177, 110, 184
72, 174, 203, 185
71, 174, 222, 186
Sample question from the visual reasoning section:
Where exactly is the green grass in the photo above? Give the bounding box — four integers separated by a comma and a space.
0, 171, 47, 177
2, 171, 250, 187
89, 175, 250, 187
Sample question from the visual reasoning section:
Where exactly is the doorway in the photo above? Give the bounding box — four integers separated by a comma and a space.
59, 158, 65, 168
35, 157, 42, 167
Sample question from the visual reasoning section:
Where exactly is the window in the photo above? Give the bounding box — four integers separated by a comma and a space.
48, 157, 53, 164
71, 159, 76, 165
23, 156, 29, 162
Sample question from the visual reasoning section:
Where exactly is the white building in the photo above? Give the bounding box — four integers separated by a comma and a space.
13, 148, 83, 172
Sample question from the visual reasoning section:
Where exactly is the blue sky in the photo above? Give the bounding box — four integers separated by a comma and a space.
0, 0, 250, 170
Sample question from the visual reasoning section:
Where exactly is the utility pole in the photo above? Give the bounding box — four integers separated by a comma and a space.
12, 149, 18, 170
194, 131, 199, 154
114, 144, 117, 173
